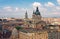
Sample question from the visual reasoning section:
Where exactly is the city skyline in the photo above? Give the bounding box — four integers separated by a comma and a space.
0, 0, 60, 18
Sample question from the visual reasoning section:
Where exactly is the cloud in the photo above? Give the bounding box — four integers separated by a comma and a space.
31, 2, 60, 17
15, 8, 19, 11
3, 6, 12, 11
3, 6, 26, 12
57, 0, 60, 5
0, 1, 60, 18
32, 2, 42, 8
45, 2, 55, 7
52, 12, 60, 14
56, 6, 60, 10
0, 7, 27, 18
32, 2, 43, 11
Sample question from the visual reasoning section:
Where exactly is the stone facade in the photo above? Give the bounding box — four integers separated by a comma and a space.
48, 30, 60, 39
24, 7, 47, 29
19, 29, 48, 39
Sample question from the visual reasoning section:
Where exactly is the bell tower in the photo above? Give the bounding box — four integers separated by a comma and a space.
32, 7, 42, 23
25, 11, 28, 19
33, 7, 41, 16
32, 7, 42, 28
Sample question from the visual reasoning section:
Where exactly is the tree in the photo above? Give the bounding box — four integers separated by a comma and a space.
15, 26, 23, 39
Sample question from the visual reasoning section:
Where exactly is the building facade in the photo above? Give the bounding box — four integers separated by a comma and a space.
19, 29, 48, 39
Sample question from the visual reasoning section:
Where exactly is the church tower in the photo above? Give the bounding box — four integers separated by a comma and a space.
33, 7, 41, 15
35, 7, 41, 15
25, 11, 28, 19
32, 7, 42, 28
32, 7, 42, 23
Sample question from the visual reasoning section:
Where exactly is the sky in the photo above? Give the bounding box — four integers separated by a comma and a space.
0, 0, 60, 18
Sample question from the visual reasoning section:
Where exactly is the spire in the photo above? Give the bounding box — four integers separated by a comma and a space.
36, 7, 39, 12
34, 7, 40, 15
25, 11, 28, 19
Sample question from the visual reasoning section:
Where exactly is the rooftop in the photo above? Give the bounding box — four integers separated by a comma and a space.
19, 28, 47, 33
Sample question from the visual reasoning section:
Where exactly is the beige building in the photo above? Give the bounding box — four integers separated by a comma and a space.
24, 7, 47, 29
19, 29, 48, 39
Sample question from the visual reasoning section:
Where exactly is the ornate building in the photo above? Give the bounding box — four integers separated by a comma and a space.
24, 7, 46, 29
32, 7, 41, 22
32, 7, 46, 29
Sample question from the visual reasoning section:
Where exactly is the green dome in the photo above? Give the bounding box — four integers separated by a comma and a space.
33, 7, 41, 15
35, 11, 40, 15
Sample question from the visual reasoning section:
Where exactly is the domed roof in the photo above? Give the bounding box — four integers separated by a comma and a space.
36, 21, 46, 24
33, 7, 41, 15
